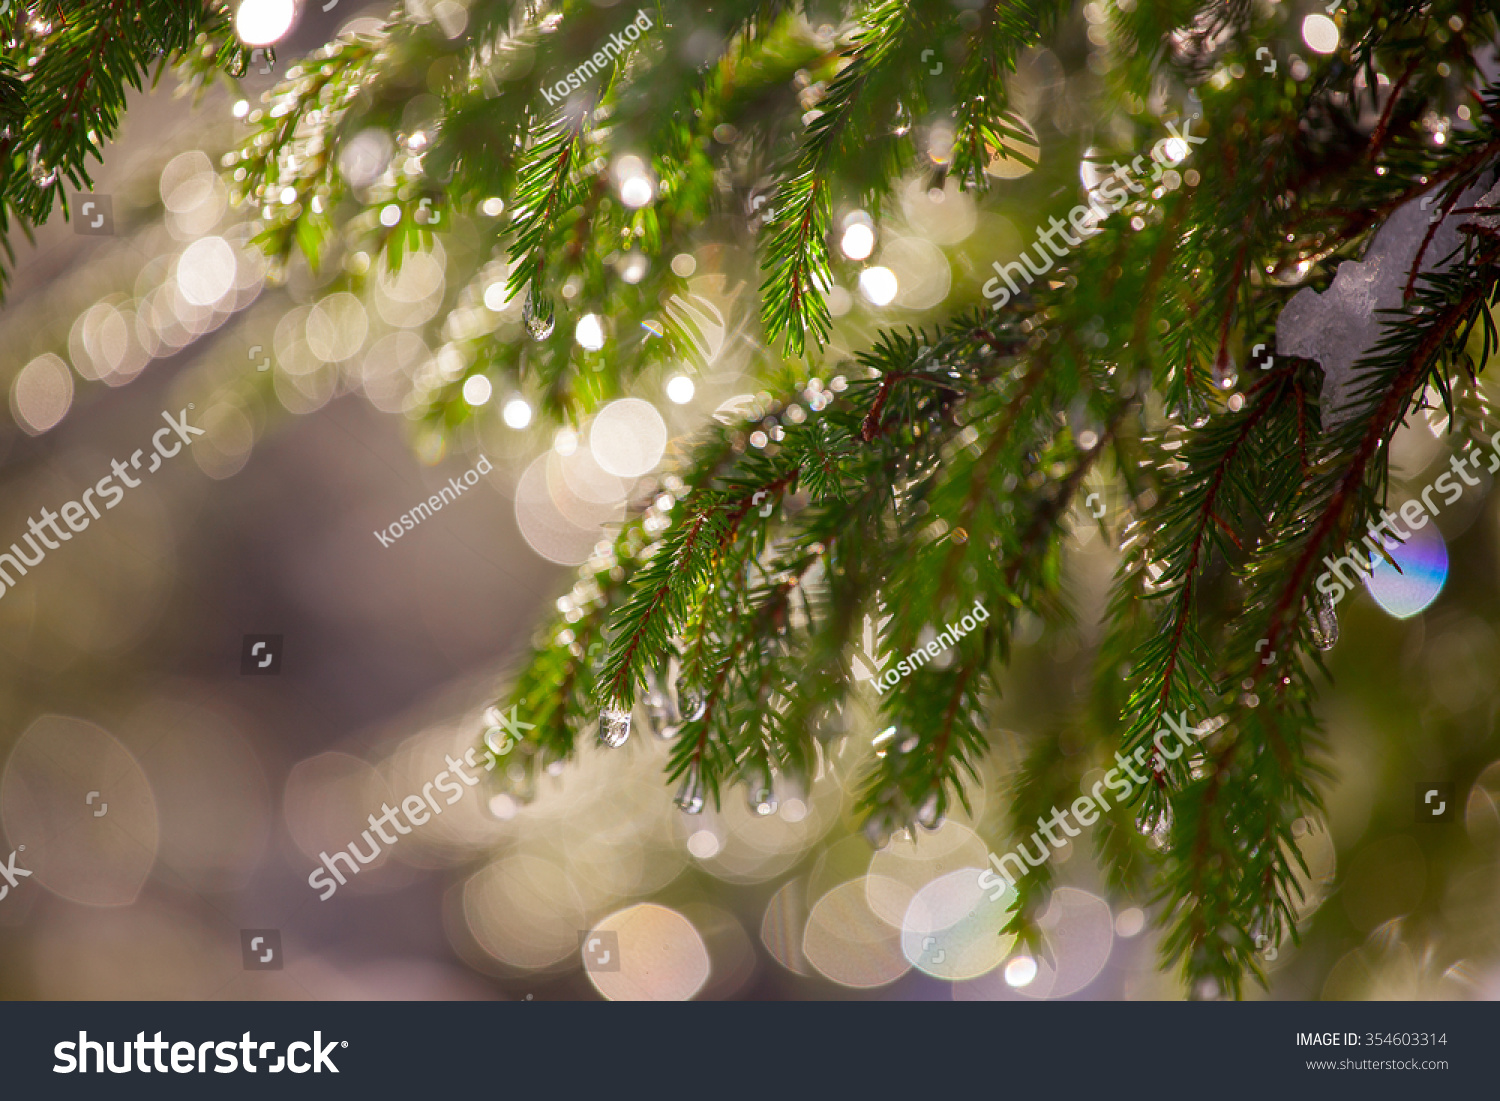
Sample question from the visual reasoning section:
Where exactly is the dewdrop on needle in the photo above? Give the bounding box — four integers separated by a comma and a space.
892, 101, 912, 136
746, 764, 778, 816
748, 783, 778, 817
522, 292, 555, 340
676, 688, 707, 723
1138, 801, 1172, 849
598, 707, 632, 748
1307, 592, 1339, 651
675, 765, 706, 815
643, 676, 673, 731
916, 794, 943, 831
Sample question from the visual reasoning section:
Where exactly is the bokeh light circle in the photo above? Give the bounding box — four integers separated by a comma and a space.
1364, 522, 1447, 619
1005, 955, 1038, 987
235, 0, 297, 45
953, 888, 1114, 1000
803, 878, 911, 988
176, 236, 237, 307
899, 867, 1016, 980
462, 375, 492, 406
1015, 888, 1115, 998
584, 903, 710, 1001
858, 266, 898, 306
840, 223, 875, 260
515, 453, 619, 565
503, 396, 533, 429
865, 820, 989, 927
590, 399, 667, 478
1302, 13, 1340, 54
11, 353, 74, 434
985, 115, 1041, 179
880, 236, 951, 311
464, 855, 588, 969
0, 715, 159, 906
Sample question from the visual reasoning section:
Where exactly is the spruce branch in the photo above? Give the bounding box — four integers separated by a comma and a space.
167, 0, 1500, 996
759, 0, 937, 354
1260, 237, 1500, 673
0, 0, 243, 296
949, 0, 1063, 186
597, 495, 732, 710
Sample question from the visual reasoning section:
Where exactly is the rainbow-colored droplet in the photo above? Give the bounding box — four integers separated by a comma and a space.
1364, 521, 1448, 619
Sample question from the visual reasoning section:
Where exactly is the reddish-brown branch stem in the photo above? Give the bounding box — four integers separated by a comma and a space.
932, 356, 1046, 602
603, 506, 716, 704
1367, 45, 1424, 162
1153, 393, 1276, 713
1259, 240, 1500, 679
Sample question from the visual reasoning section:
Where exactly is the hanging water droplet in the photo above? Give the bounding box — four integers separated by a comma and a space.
598, 707, 631, 748
28, 147, 56, 189
1307, 592, 1339, 651
863, 816, 893, 849
522, 293, 555, 340
677, 689, 707, 722
507, 768, 538, 805
645, 687, 672, 727
898, 735, 919, 753
916, 794, 943, 830
950, 527, 968, 545
892, 101, 912, 136
748, 784, 778, 816
1212, 358, 1238, 390
674, 766, 706, 814
1137, 802, 1173, 849
744, 762, 778, 815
